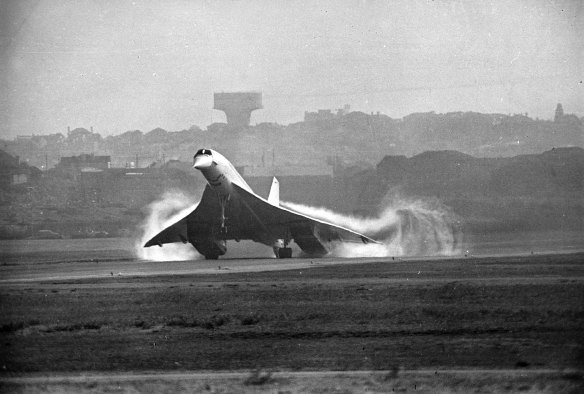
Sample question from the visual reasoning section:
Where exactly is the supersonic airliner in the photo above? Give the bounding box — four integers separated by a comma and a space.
144, 149, 378, 259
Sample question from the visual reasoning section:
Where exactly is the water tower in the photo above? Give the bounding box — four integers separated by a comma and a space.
213, 91, 263, 128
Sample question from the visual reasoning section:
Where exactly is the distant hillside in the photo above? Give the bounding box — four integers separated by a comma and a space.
2, 108, 582, 171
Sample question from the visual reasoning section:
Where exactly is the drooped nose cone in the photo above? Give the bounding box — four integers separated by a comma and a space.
193, 155, 213, 169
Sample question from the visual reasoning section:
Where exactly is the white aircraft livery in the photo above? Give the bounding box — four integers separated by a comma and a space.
144, 148, 378, 259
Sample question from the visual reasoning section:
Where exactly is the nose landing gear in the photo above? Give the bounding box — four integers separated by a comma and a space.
219, 195, 230, 232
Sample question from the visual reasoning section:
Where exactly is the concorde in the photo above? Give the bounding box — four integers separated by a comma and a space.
144, 149, 378, 259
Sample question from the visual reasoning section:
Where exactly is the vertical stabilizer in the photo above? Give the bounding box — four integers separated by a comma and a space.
268, 177, 280, 206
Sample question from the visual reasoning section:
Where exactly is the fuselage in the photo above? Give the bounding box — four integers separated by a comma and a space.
192, 148, 281, 250
193, 149, 252, 197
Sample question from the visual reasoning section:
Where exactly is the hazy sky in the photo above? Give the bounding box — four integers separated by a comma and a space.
0, 0, 582, 138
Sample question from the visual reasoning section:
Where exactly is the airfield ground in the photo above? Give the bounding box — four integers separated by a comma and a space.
0, 239, 583, 393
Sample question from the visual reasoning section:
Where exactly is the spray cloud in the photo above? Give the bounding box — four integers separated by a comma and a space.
135, 189, 461, 260
134, 190, 202, 261
283, 195, 462, 258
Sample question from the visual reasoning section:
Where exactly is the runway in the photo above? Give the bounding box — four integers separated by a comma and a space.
0, 254, 393, 284
2, 235, 583, 284
3, 251, 584, 289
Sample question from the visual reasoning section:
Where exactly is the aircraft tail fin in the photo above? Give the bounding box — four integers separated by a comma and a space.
267, 177, 280, 206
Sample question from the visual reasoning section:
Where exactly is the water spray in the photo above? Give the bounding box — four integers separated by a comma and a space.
136, 189, 462, 260
283, 195, 462, 258
134, 190, 201, 261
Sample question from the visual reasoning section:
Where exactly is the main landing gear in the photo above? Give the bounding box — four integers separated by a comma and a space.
273, 239, 293, 259
275, 247, 292, 258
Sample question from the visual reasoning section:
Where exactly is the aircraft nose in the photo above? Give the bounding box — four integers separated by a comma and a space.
193, 155, 213, 169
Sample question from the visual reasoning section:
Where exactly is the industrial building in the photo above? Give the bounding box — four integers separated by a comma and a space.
0, 150, 42, 187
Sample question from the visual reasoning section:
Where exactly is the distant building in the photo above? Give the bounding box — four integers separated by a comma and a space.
56, 154, 111, 180
16, 135, 34, 141
240, 165, 334, 178
554, 103, 564, 122
304, 109, 334, 122
58, 154, 110, 171
78, 167, 184, 207
304, 104, 351, 122
0, 150, 41, 187
553, 103, 582, 125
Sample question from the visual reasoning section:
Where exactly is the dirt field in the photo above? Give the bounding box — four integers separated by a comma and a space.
0, 240, 583, 392
2, 370, 583, 393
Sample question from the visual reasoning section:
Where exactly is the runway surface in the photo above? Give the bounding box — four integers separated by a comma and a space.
2, 233, 583, 284
0, 254, 392, 283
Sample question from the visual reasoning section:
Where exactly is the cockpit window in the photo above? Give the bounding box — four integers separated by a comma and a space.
195, 149, 212, 156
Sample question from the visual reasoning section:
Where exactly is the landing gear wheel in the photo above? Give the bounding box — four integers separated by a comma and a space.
276, 247, 292, 259
204, 254, 219, 260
